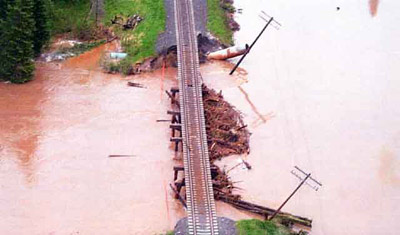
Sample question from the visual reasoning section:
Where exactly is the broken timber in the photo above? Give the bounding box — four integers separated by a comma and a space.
215, 194, 312, 228
170, 164, 312, 228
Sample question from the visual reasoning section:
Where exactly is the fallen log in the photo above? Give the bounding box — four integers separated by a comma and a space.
215, 194, 312, 228
127, 81, 145, 88
108, 155, 136, 158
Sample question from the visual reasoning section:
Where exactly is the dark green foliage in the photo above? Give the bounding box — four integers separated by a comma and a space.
46, 0, 92, 37
0, 0, 14, 20
33, 0, 50, 56
0, 0, 35, 83
0, 0, 14, 50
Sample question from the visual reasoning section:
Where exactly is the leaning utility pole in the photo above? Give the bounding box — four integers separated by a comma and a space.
269, 166, 322, 221
230, 11, 281, 75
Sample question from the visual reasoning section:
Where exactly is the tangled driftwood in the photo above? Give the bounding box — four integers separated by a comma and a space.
169, 85, 312, 228
111, 14, 143, 30
202, 85, 250, 161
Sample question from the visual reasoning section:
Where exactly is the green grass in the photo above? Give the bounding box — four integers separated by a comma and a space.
47, 0, 165, 67
207, 0, 233, 45
104, 0, 166, 67
236, 219, 292, 235
46, 0, 92, 37
47, 0, 234, 73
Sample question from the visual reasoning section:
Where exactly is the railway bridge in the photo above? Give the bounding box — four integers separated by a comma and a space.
173, 0, 219, 234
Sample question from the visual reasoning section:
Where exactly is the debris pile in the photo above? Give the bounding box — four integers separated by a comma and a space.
168, 85, 313, 228
111, 14, 143, 30
202, 85, 250, 161
211, 165, 240, 200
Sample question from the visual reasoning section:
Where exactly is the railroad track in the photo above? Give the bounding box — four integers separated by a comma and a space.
174, 0, 219, 234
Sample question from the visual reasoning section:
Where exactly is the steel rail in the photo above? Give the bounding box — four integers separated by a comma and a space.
174, 0, 219, 234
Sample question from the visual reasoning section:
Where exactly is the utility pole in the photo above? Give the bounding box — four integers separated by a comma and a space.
230, 11, 281, 75
269, 166, 322, 221
229, 17, 273, 75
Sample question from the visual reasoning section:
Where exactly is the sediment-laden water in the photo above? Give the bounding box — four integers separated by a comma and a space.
205, 0, 400, 234
0, 43, 188, 234
1, 0, 399, 234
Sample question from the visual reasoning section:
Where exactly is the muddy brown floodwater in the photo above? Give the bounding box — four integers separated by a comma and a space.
0, 43, 189, 234
2, 0, 400, 234
203, 0, 400, 234
0, 42, 253, 234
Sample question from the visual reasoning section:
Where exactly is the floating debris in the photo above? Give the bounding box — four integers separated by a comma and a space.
202, 85, 251, 162
127, 81, 145, 88
108, 155, 136, 158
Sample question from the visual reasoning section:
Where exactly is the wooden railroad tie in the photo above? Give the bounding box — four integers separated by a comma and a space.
166, 88, 180, 107
170, 87, 179, 98
174, 166, 185, 180
167, 110, 181, 124
170, 137, 183, 152
170, 123, 182, 137
172, 166, 186, 201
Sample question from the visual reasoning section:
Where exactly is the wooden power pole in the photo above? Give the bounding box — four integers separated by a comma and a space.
230, 11, 281, 75
269, 166, 322, 221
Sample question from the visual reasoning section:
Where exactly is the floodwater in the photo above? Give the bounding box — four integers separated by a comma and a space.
2, 0, 399, 234
0, 44, 187, 234
202, 0, 400, 234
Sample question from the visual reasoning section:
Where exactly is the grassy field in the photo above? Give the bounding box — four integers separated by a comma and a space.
47, 0, 234, 72
207, 0, 234, 45
47, 0, 92, 37
47, 0, 165, 68
104, 0, 166, 65
236, 219, 293, 235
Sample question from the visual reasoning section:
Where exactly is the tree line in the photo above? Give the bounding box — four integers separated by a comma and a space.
0, 0, 50, 83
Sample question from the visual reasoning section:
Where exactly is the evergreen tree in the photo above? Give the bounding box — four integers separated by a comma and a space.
0, 0, 14, 20
0, 0, 14, 79
33, 0, 50, 56
0, 0, 35, 83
